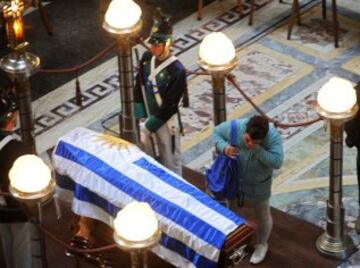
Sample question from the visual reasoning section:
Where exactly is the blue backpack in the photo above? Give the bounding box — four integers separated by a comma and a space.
206, 120, 244, 202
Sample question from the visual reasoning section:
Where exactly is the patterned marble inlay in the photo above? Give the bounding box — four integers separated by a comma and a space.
171, 0, 269, 56
295, 18, 347, 52
342, 54, 360, 76
265, 74, 335, 152
15, 74, 119, 137
272, 185, 360, 266
270, 6, 360, 60
272, 186, 360, 244
274, 93, 318, 141
181, 44, 313, 151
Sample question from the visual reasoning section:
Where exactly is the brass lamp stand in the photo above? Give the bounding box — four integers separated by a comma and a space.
198, 57, 237, 126
114, 228, 161, 268
10, 179, 56, 268
9, 155, 56, 268
315, 77, 358, 259
102, 0, 142, 144
198, 32, 238, 126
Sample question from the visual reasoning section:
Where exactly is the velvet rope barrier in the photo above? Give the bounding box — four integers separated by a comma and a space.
39, 43, 117, 74
34, 221, 118, 254
186, 70, 209, 76
39, 43, 117, 106
184, 70, 322, 128
226, 74, 323, 128
34, 37, 321, 126
38, 35, 150, 75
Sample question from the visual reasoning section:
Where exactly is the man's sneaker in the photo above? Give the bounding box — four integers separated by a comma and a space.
250, 243, 268, 265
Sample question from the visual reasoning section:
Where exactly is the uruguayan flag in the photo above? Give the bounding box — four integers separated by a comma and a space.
52, 127, 246, 268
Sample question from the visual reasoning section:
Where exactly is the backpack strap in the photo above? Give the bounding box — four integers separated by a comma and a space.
229, 120, 237, 146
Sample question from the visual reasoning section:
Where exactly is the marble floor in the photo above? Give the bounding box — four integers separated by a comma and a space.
5, 0, 360, 266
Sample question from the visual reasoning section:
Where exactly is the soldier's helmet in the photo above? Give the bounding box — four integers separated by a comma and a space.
148, 8, 172, 44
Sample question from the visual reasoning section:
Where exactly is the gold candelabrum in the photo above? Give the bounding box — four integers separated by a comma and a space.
2, 0, 26, 49
0, 0, 40, 153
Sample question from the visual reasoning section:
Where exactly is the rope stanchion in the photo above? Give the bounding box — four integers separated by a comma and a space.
34, 222, 117, 254
225, 74, 323, 128
186, 70, 210, 76
38, 43, 116, 109
75, 69, 82, 107
39, 43, 117, 74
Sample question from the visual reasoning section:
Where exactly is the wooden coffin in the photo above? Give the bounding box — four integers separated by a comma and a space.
219, 223, 254, 267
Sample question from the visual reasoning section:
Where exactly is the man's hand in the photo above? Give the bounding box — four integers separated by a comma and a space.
243, 133, 260, 150
224, 145, 240, 159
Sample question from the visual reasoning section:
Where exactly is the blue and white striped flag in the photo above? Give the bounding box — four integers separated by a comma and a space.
52, 127, 246, 268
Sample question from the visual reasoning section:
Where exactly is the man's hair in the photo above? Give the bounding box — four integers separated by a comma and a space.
245, 115, 269, 140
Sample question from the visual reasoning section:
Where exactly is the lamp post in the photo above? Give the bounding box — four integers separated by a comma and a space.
9, 154, 56, 268
113, 201, 161, 268
198, 32, 237, 126
103, 0, 141, 144
0, 0, 40, 153
315, 77, 358, 259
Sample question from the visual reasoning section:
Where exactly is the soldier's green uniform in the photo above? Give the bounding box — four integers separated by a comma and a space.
134, 10, 187, 175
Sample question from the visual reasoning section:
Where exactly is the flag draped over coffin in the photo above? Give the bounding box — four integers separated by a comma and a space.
52, 127, 246, 268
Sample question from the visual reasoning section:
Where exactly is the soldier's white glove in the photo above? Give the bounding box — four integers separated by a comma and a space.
139, 120, 151, 137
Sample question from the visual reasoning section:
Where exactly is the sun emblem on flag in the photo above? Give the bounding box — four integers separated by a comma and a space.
94, 133, 133, 150
152, 26, 158, 33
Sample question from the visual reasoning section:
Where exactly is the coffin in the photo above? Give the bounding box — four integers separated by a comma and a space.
52, 127, 254, 267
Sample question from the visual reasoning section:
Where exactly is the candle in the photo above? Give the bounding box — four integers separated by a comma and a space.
13, 17, 24, 44
3, 0, 26, 48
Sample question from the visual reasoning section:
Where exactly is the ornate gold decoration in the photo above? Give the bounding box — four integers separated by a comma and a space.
2, 0, 26, 49
94, 133, 134, 150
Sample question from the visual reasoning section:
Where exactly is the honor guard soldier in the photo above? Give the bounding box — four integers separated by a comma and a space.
134, 8, 187, 175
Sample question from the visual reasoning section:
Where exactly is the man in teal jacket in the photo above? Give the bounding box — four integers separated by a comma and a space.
213, 115, 284, 264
